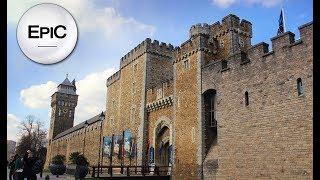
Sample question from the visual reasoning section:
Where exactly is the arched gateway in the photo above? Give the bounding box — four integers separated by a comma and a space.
153, 117, 172, 174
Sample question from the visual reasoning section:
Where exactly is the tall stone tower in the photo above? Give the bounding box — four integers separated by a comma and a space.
48, 75, 78, 141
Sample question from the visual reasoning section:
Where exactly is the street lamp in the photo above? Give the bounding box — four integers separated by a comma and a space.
97, 111, 105, 177
83, 121, 89, 155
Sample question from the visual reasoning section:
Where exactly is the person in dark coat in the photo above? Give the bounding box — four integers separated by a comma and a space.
13, 155, 24, 180
8, 154, 19, 180
23, 150, 37, 180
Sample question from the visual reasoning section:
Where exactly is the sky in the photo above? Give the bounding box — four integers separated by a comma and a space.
7, 0, 313, 141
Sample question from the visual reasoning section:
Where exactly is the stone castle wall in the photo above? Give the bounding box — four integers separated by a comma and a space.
45, 14, 312, 179
201, 22, 313, 179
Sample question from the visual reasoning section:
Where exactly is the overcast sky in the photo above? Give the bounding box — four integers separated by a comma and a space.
7, 0, 313, 141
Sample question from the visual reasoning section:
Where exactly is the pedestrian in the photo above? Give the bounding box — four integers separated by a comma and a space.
23, 150, 37, 180
13, 154, 24, 180
8, 154, 19, 180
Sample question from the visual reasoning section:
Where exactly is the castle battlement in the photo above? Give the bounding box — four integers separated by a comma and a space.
248, 21, 312, 58
211, 14, 252, 38
173, 36, 217, 64
189, 23, 211, 38
201, 21, 313, 75
106, 70, 120, 87
119, 38, 174, 69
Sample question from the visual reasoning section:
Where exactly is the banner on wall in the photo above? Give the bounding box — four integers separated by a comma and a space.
113, 135, 121, 156
123, 130, 133, 157
149, 146, 154, 164
130, 142, 136, 157
103, 137, 112, 157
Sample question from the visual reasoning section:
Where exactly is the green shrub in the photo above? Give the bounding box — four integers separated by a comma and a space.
51, 154, 65, 165
69, 152, 80, 164
75, 154, 89, 166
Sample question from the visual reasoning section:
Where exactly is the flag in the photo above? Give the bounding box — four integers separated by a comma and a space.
277, 9, 285, 35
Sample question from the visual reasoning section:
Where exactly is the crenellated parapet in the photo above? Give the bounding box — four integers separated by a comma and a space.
211, 14, 252, 38
189, 23, 211, 38
249, 21, 312, 58
201, 21, 313, 74
173, 35, 217, 64
106, 70, 120, 87
119, 38, 174, 69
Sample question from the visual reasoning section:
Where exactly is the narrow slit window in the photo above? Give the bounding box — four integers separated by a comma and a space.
297, 78, 304, 96
245, 91, 249, 106
221, 60, 228, 70
183, 59, 189, 69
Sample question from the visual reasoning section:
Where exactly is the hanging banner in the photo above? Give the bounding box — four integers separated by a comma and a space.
130, 143, 136, 157
113, 135, 121, 156
149, 146, 154, 164
103, 137, 111, 157
124, 130, 132, 157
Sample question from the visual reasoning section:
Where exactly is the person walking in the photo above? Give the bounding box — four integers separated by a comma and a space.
8, 155, 19, 180
23, 150, 37, 180
13, 155, 24, 180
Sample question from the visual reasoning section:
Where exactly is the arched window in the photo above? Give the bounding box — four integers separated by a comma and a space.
245, 91, 249, 106
202, 89, 217, 156
297, 78, 304, 96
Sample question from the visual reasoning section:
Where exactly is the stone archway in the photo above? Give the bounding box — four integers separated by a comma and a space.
152, 117, 173, 174
155, 126, 170, 167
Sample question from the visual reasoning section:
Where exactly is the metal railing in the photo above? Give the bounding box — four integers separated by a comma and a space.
90, 165, 172, 178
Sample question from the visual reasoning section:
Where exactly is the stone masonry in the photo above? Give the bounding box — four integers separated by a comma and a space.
45, 14, 313, 179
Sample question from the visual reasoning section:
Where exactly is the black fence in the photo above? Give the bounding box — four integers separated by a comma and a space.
91, 165, 171, 178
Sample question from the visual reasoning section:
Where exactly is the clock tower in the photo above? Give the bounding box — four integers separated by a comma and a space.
48, 75, 78, 141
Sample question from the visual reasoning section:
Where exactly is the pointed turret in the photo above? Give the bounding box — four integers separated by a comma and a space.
56, 74, 77, 95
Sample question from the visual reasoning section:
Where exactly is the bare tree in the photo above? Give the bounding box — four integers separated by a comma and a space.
16, 115, 48, 156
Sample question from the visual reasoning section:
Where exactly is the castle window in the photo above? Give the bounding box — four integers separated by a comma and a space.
110, 117, 114, 127
238, 37, 244, 47
133, 64, 137, 72
58, 101, 61, 106
240, 51, 250, 64
221, 60, 228, 70
245, 91, 249, 106
62, 101, 64, 106
58, 108, 61, 116
132, 82, 135, 94
183, 59, 189, 69
220, 42, 224, 48
112, 100, 116, 108
69, 110, 72, 117
156, 87, 163, 100
297, 78, 304, 96
131, 107, 135, 124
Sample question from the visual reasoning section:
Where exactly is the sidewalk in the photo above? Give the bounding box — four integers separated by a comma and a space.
7, 168, 78, 180
36, 172, 75, 180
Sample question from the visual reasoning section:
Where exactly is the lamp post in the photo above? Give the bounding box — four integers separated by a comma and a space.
83, 121, 89, 155
97, 111, 105, 177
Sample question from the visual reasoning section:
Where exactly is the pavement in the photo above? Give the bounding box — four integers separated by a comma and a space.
7, 167, 79, 180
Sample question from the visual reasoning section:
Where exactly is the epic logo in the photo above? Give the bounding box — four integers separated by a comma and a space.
17, 3, 78, 64
28, 25, 67, 39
